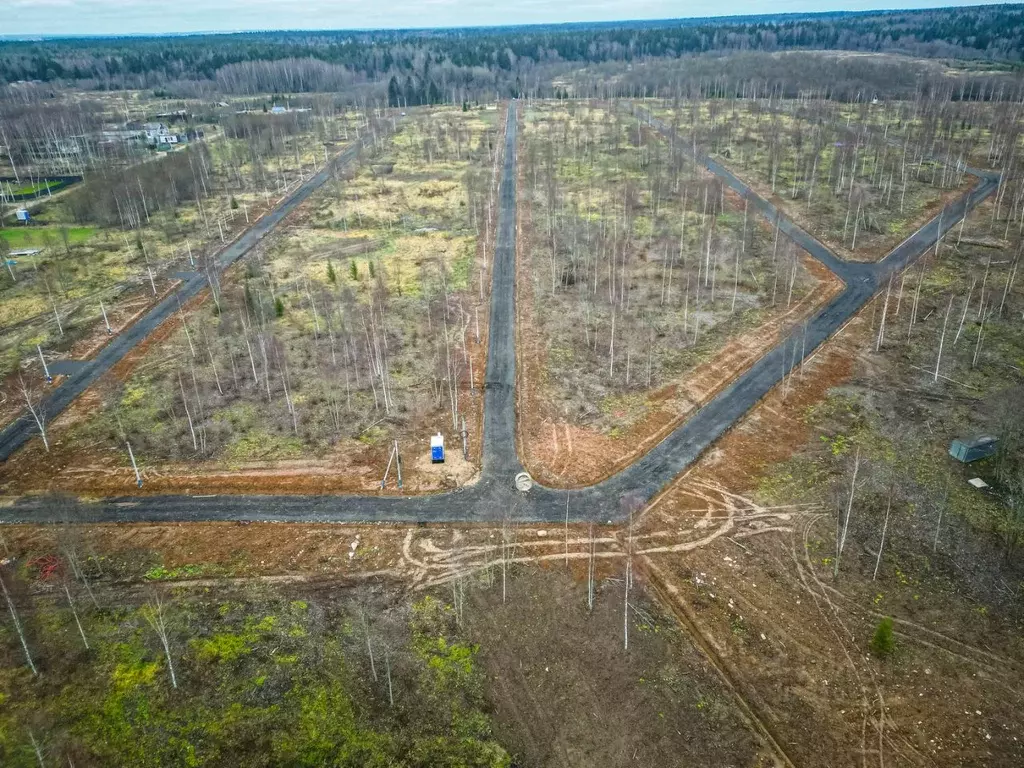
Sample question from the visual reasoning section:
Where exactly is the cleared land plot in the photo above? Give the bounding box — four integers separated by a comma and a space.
0, 107, 504, 496
650, 99, 972, 261
832, 96, 1024, 173
0, 107, 362, 427
0, 567, 515, 766
517, 101, 835, 485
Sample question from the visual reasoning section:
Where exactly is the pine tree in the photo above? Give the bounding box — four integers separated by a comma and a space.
349, 260, 359, 281
274, 296, 285, 318
327, 259, 337, 284
870, 617, 895, 658
387, 76, 401, 108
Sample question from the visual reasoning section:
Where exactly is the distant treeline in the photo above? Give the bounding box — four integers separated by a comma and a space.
0, 4, 1021, 101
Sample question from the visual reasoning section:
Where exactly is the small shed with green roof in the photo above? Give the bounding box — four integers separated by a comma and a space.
949, 435, 998, 463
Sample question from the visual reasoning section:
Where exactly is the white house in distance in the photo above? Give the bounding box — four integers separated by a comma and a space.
143, 122, 178, 144
143, 122, 168, 141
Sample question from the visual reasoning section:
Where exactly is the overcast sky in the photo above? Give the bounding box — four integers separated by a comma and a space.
1, 0, 1012, 37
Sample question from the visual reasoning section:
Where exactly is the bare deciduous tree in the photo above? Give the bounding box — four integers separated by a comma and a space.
142, 592, 178, 689
18, 375, 48, 452
1, 568, 38, 676
833, 447, 861, 580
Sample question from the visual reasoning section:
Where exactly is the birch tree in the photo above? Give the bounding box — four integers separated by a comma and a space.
1, 568, 38, 676
834, 447, 861, 580
18, 375, 49, 452
142, 593, 178, 689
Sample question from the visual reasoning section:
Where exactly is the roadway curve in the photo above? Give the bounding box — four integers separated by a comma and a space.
0, 103, 999, 525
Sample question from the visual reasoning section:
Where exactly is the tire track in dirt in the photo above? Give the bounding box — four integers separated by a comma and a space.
641, 554, 798, 768
793, 514, 955, 768
792, 513, 877, 768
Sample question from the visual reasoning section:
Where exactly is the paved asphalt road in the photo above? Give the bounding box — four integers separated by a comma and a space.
0, 103, 998, 525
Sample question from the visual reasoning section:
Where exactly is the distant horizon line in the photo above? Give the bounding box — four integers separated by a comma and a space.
0, 2, 1018, 43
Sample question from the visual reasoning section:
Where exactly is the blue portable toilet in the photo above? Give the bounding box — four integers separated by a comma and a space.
15, 208, 30, 223
949, 435, 998, 463
430, 433, 445, 463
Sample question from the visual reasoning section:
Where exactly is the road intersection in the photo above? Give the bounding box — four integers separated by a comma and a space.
0, 102, 999, 524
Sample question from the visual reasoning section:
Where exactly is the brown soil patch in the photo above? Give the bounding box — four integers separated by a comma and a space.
626, 289, 1024, 767
0, 520, 414, 579
640, 528, 1024, 767
468, 568, 767, 767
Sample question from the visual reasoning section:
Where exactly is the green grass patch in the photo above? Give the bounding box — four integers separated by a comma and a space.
144, 564, 205, 581
224, 430, 305, 462
6, 179, 62, 196
0, 225, 96, 249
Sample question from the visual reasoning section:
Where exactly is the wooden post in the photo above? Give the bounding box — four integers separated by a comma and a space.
380, 442, 396, 489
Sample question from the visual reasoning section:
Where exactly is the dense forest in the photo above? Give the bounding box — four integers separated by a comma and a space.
0, 4, 1022, 103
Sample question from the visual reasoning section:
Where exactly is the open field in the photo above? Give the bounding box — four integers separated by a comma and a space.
0, 106, 504, 496
517, 101, 838, 485
648, 98, 974, 262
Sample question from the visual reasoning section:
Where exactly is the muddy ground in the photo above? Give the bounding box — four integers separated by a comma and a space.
465, 568, 768, 767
